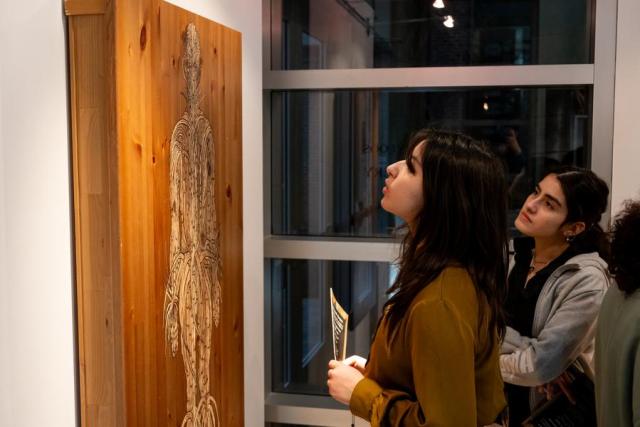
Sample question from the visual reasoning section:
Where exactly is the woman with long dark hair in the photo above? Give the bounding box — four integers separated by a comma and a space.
327, 129, 509, 425
500, 167, 610, 425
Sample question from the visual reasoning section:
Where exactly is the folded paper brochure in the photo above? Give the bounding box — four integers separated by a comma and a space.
330, 288, 349, 361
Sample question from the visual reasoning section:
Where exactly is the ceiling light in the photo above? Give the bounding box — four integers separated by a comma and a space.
433, 0, 445, 9
443, 15, 454, 28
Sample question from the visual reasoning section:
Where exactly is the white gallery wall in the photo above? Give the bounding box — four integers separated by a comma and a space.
611, 0, 640, 215
0, 1, 264, 426
0, 1, 77, 426
0, 49, 7, 421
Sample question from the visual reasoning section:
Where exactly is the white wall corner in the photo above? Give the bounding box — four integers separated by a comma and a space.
611, 0, 640, 217
0, 0, 77, 425
0, 52, 10, 423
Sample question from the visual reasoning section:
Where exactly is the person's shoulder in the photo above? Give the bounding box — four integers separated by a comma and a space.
414, 266, 473, 298
440, 266, 476, 296
599, 286, 640, 341
555, 252, 610, 292
407, 268, 480, 341
564, 252, 608, 273
604, 285, 640, 312
599, 285, 624, 317
413, 267, 478, 315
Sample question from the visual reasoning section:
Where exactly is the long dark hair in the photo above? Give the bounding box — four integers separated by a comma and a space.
553, 166, 610, 260
384, 129, 509, 341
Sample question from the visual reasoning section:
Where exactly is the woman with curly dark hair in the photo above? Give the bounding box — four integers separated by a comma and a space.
326, 129, 509, 426
595, 199, 640, 426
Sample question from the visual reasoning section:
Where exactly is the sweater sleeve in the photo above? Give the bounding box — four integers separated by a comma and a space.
500, 268, 607, 386
350, 299, 478, 426
500, 326, 530, 354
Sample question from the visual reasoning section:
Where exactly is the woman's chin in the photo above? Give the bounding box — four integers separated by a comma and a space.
514, 222, 541, 239
380, 198, 390, 212
514, 217, 529, 234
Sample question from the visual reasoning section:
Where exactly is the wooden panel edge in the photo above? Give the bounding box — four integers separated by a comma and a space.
65, 0, 107, 16
66, 16, 89, 427
67, 8, 125, 426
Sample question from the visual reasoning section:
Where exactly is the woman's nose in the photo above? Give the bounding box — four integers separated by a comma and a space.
386, 160, 401, 177
386, 164, 394, 177
524, 197, 539, 212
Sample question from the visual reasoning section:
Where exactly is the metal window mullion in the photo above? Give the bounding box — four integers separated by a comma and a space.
264, 259, 275, 409
264, 0, 276, 72
264, 237, 400, 263
266, 404, 369, 427
264, 64, 594, 90
261, 5, 273, 426
591, 0, 618, 225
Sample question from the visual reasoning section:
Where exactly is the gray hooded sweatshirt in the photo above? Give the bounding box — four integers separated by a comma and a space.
500, 252, 610, 407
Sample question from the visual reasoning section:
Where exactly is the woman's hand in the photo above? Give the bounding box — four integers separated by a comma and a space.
327, 359, 364, 405
343, 355, 367, 374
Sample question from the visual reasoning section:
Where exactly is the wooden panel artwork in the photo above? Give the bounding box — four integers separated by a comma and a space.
165, 23, 223, 427
66, 0, 243, 425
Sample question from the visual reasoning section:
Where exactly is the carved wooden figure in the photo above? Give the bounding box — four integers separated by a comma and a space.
165, 23, 222, 427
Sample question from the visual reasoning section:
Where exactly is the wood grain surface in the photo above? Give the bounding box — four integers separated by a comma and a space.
67, 0, 243, 425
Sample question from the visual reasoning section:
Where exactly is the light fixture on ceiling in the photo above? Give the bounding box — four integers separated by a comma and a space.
483, 101, 489, 111
433, 0, 445, 9
443, 15, 455, 28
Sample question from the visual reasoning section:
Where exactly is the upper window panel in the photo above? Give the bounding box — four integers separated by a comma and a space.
271, 0, 593, 70
271, 86, 592, 238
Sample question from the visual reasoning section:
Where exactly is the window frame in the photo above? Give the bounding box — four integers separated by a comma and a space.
261, 0, 617, 424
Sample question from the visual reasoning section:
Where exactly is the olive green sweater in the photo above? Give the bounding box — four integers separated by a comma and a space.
349, 267, 506, 426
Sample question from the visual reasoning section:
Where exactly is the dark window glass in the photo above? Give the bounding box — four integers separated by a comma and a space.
271, 87, 592, 238
270, 259, 392, 395
272, 0, 593, 69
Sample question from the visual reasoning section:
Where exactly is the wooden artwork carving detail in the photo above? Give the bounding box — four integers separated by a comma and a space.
164, 23, 222, 427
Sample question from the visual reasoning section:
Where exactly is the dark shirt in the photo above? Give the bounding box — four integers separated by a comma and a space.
504, 237, 576, 426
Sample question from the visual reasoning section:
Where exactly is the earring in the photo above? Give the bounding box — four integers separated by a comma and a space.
565, 234, 575, 243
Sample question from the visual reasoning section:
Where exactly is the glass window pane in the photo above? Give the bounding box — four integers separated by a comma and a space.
271, 86, 592, 238
270, 259, 392, 395
271, 0, 593, 69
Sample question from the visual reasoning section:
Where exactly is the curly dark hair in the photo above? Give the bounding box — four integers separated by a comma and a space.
610, 199, 640, 296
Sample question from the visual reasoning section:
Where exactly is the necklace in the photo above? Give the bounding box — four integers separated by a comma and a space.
528, 259, 550, 271
528, 251, 552, 272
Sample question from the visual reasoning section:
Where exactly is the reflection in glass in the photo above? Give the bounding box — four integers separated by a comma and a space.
272, 87, 592, 237
272, 0, 592, 69
270, 259, 391, 395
